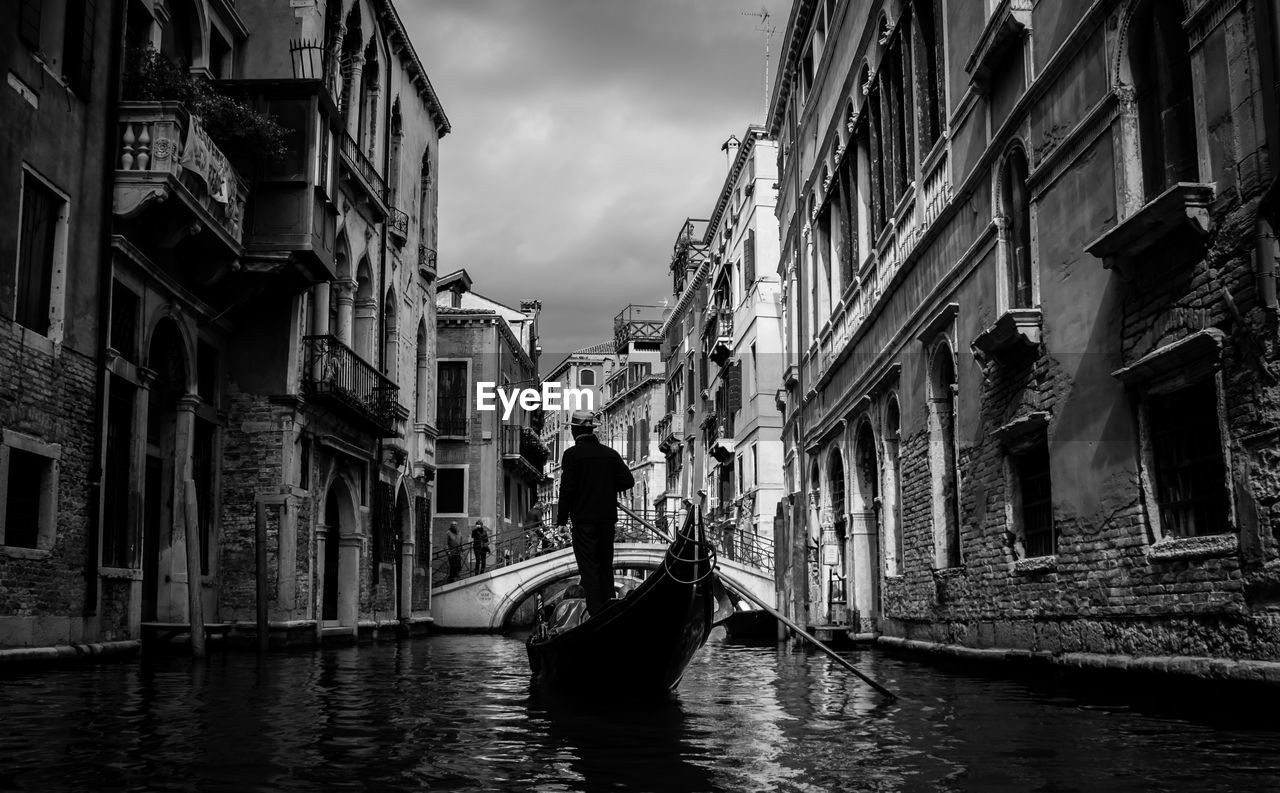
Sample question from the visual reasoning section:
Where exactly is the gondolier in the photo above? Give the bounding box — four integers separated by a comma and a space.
555, 409, 634, 615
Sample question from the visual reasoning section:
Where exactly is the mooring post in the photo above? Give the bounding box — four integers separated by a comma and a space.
256, 500, 269, 653
184, 479, 205, 659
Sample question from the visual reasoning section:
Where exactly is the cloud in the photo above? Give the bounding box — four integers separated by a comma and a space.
402, 0, 785, 366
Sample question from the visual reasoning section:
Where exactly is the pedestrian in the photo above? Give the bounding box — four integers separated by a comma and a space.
555, 410, 634, 615
445, 521, 463, 582
471, 520, 490, 575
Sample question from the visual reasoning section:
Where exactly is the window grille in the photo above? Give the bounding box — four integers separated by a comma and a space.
1148, 379, 1229, 537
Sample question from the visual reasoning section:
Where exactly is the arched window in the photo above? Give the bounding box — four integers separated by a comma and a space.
913, 0, 944, 154
827, 450, 847, 606
884, 397, 904, 575
579, 368, 596, 386
1129, 0, 1197, 201
419, 148, 432, 235
928, 342, 961, 568
999, 146, 1034, 308
382, 286, 397, 381
339, 4, 363, 121
415, 318, 430, 424
389, 98, 403, 207
359, 37, 379, 156
354, 259, 375, 361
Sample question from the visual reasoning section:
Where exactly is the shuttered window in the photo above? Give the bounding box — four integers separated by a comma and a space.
744, 230, 756, 287
16, 175, 62, 336
62, 0, 96, 96
18, 0, 41, 50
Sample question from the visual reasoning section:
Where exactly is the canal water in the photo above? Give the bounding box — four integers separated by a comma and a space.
2, 633, 1279, 792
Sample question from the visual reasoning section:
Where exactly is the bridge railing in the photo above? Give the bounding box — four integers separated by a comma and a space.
430, 513, 669, 587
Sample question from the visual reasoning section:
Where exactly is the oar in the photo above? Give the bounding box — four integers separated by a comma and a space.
618, 504, 898, 702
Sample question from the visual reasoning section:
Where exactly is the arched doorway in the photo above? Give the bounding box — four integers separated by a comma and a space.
321, 476, 359, 628
395, 484, 412, 621
143, 317, 190, 622
826, 450, 847, 624
851, 421, 881, 632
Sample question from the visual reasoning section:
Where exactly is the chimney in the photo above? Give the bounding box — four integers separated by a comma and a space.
520, 299, 542, 362
721, 134, 741, 170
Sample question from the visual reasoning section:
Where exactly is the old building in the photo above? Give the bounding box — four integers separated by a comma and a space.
0, 0, 118, 651
698, 129, 785, 563
603, 305, 667, 522
434, 269, 545, 566
772, 0, 1280, 672
539, 341, 615, 508
1, 0, 449, 653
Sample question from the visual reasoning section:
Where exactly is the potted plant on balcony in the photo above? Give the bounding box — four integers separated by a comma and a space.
123, 45, 288, 163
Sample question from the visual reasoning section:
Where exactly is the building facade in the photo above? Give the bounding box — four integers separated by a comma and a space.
1, 0, 449, 652
0, 0, 118, 650
539, 342, 615, 508
772, 0, 1280, 669
603, 305, 668, 523
434, 270, 545, 566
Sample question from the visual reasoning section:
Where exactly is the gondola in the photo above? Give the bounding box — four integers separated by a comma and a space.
526, 510, 728, 696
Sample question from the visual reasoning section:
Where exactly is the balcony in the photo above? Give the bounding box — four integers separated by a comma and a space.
965, 0, 1033, 92
501, 424, 547, 482
708, 309, 734, 366
418, 244, 438, 283
656, 412, 684, 454
338, 130, 388, 217
389, 207, 409, 245
113, 102, 248, 256
302, 335, 399, 436
614, 304, 668, 353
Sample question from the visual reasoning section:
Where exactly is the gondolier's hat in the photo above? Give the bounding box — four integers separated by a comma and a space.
569, 410, 598, 429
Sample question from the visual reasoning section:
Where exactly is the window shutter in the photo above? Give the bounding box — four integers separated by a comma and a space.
376, 481, 397, 571
728, 361, 743, 414
745, 230, 756, 286
18, 0, 41, 50
62, 0, 96, 96
416, 495, 432, 566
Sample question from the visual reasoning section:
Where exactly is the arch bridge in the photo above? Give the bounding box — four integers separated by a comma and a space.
429, 520, 775, 631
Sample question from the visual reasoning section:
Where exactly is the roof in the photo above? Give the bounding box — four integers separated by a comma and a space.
574, 341, 614, 355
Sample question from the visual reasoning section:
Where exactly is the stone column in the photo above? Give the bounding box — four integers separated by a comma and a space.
355, 296, 378, 363
314, 522, 329, 641
170, 394, 201, 622
312, 282, 331, 337
334, 280, 357, 348
130, 368, 157, 635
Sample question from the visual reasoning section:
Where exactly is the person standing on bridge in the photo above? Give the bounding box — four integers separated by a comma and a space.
471, 520, 490, 575
555, 410, 635, 616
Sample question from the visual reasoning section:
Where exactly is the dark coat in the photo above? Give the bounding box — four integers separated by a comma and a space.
555, 434, 634, 526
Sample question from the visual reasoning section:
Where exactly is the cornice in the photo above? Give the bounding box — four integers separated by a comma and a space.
378, 0, 451, 137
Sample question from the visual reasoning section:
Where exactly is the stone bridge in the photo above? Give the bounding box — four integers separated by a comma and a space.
430, 542, 776, 631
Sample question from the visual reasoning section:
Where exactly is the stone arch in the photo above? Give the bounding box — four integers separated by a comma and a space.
415, 316, 430, 424
995, 141, 1035, 310
882, 392, 904, 576
321, 472, 362, 627
927, 337, 961, 569
146, 311, 195, 397
382, 285, 398, 380
354, 258, 376, 361
160, 0, 207, 69
849, 418, 882, 629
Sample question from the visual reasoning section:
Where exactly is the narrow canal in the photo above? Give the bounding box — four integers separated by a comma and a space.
2, 634, 1279, 792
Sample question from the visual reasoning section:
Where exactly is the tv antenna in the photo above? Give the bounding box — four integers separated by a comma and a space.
742, 7, 776, 118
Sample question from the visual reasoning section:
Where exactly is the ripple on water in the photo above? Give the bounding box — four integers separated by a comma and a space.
2, 636, 1280, 792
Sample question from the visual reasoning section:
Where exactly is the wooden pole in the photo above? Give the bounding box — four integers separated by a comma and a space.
618, 503, 897, 701
183, 479, 205, 659
256, 500, 269, 653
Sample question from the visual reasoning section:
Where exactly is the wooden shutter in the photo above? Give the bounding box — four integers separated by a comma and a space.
18, 0, 41, 50
728, 361, 743, 414
62, 0, 96, 96
744, 230, 756, 286
415, 495, 431, 566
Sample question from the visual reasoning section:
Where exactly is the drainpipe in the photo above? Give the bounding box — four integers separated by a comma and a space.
86, 0, 128, 619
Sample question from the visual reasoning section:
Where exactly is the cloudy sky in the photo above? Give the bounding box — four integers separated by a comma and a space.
403, 0, 786, 367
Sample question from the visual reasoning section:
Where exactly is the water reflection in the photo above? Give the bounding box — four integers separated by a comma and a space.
2, 636, 1280, 792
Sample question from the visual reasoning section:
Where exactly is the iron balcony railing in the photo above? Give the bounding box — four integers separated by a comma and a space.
418, 244, 438, 282
302, 334, 399, 435
389, 207, 409, 239
500, 424, 548, 478
430, 512, 670, 587
339, 130, 387, 208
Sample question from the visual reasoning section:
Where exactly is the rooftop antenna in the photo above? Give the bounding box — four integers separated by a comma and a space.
742, 6, 776, 118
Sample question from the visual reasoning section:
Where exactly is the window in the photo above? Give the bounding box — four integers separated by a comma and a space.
579, 368, 596, 386
15, 169, 68, 338
299, 434, 312, 490
436, 467, 466, 515
750, 444, 758, 488
884, 398, 904, 575
110, 281, 140, 360
437, 361, 468, 436
1147, 379, 1229, 537
929, 343, 961, 568
1011, 437, 1055, 557
19, 0, 96, 95
1129, 0, 1198, 202
999, 147, 1034, 309
0, 432, 60, 551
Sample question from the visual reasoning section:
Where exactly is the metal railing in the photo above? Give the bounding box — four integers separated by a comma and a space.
301, 335, 399, 434
418, 244, 438, 280
339, 130, 387, 205
500, 424, 548, 473
614, 304, 668, 350
389, 207, 409, 238
430, 512, 667, 585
